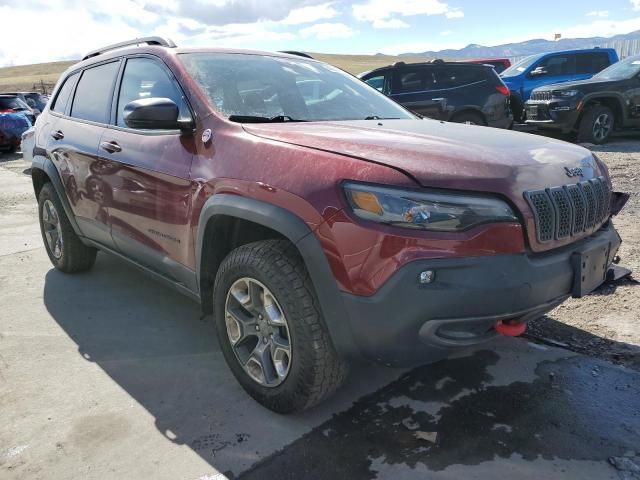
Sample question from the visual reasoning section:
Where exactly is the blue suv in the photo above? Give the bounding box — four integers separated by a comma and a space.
501, 48, 618, 121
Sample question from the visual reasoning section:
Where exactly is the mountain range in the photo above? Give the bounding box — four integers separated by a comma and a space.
398, 30, 640, 59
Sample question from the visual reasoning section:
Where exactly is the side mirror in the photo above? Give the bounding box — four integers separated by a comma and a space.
124, 97, 182, 130
529, 67, 548, 77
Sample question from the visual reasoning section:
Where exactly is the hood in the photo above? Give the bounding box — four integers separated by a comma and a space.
535, 78, 619, 92
243, 119, 600, 196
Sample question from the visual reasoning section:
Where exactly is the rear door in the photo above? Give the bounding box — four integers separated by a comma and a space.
46, 61, 121, 247
97, 55, 197, 289
390, 66, 445, 119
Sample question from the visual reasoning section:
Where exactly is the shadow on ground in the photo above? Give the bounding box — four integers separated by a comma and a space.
42, 253, 640, 479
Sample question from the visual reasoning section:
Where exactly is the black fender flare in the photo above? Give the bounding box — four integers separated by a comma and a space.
580, 93, 627, 124
196, 194, 356, 357
31, 152, 82, 236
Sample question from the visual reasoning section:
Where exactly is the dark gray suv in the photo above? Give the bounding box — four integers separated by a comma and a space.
359, 60, 513, 128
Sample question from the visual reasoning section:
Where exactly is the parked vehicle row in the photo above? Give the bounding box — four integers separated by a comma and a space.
30, 37, 625, 413
356, 47, 626, 144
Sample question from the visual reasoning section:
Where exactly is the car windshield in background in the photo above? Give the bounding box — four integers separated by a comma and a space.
500, 54, 542, 77
594, 56, 640, 80
179, 53, 415, 122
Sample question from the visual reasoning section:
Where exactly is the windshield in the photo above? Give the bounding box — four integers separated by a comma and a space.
501, 54, 543, 77
180, 53, 414, 122
594, 56, 640, 80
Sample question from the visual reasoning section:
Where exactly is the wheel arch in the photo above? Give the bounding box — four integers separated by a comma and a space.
31, 154, 82, 236
449, 108, 487, 125
578, 94, 626, 129
196, 194, 356, 357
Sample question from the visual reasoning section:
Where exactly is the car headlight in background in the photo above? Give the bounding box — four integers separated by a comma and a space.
343, 182, 518, 232
552, 90, 580, 98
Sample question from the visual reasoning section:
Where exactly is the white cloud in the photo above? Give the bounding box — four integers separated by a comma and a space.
441, 30, 453, 36
586, 10, 609, 17
300, 22, 356, 39
445, 8, 464, 18
632, 0, 640, 11
352, 0, 461, 23
281, 3, 338, 25
372, 18, 410, 29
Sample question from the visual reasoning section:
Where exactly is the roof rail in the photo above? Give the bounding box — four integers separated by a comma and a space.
279, 50, 314, 59
82, 36, 177, 61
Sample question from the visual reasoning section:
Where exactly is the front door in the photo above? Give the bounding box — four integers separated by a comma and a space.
97, 56, 197, 290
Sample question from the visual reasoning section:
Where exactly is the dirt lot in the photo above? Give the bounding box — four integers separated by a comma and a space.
528, 134, 640, 371
1, 131, 639, 480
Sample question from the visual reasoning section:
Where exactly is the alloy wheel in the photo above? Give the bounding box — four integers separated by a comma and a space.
592, 113, 611, 142
224, 277, 292, 387
42, 199, 63, 259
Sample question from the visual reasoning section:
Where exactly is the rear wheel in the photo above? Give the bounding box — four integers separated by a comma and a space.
451, 112, 486, 126
38, 183, 97, 272
213, 239, 347, 413
578, 104, 614, 144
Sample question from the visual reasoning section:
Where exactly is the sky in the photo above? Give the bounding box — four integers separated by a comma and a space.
2, 0, 640, 66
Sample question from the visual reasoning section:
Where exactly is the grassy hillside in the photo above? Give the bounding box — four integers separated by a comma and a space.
0, 53, 430, 93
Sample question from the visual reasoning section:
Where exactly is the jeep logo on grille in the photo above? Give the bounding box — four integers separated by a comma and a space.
565, 166, 584, 178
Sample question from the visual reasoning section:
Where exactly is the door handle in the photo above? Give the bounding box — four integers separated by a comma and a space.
100, 141, 122, 153
431, 98, 445, 102
51, 130, 64, 140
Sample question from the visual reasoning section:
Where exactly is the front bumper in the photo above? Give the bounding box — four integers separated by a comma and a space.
525, 99, 580, 132
341, 223, 621, 367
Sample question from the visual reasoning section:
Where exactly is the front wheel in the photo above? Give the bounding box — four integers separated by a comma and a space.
578, 105, 614, 144
213, 240, 347, 413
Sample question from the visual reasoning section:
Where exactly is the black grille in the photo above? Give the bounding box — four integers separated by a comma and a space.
530, 91, 552, 101
525, 177, 611, 242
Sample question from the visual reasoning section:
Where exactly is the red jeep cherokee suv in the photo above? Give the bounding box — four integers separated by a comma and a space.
31, 38, 623, 413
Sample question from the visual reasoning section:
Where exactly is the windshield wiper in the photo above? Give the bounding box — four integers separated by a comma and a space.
364, 116, 401, 120
228, 115, 307, 123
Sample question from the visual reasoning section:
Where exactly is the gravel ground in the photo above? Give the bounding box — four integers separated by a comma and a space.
528, 134, 640, 371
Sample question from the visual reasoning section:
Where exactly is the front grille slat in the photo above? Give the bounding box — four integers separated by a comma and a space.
525, 176, 610, 243
531, 91, 552, 101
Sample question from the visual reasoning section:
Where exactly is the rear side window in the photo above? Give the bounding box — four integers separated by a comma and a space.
51, 73, 79, 114
436, 67, 484, 89
393, 68, 434, 94
116, 57, 190, 128
0, 97, 27, 110
71, 61, 119, 123
364, 74, 386, 92
576, 52, 610, 74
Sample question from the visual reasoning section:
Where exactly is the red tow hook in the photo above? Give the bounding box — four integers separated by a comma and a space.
495, 320, 527, 337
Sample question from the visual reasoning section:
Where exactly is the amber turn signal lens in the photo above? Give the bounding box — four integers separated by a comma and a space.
351, 191, 383, 216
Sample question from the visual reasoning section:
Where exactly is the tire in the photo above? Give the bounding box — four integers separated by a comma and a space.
38, 182, 97, 273
451, 112, 486, 126
213, 239, 347, 413
578, 104, 614, 144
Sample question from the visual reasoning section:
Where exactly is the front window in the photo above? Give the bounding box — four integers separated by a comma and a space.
179, 53, 414, 122
501, 54, 543, 77
594, 56, 640, 81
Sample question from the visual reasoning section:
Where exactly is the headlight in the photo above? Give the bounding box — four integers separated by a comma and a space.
343, 182, 518, 232
552, 90, 580, 98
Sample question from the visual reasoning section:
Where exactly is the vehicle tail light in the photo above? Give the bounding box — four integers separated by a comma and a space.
0, 108, 16, 113
496, 85, 510, 96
